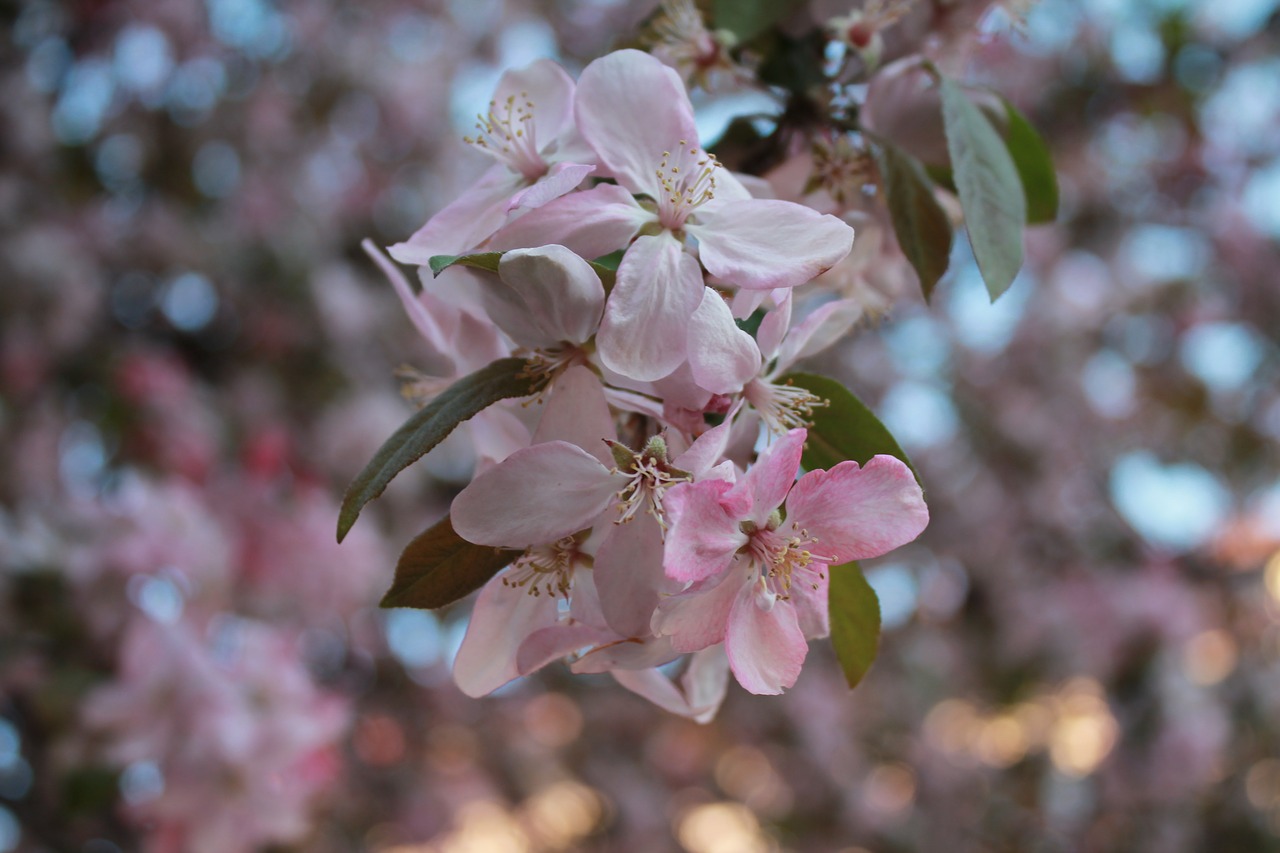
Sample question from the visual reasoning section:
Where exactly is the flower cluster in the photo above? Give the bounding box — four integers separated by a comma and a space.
371, 49, 930, 716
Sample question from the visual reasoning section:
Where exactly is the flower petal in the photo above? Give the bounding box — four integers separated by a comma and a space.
532, 365, 615, 465
389, 165, 520, 264
741, 428, 806, 526
689, 199, 855, 290
598, 233, 704, 381
663, 479, 747, 584
593, 509, 669, 637
498, 244, 605, 345
772, 298, 863, 375
575, 49, 698, 195
362, 240, 456, 372
489, 183, 650, 258
516, 623, 617, 677
785, 455, 928, 563
506, 162, 596, 212
725, 584, 807, 695
492, 59, 577, 156
452, 577, 558, 697
571, 635, 681, 673
651, 566, 744, 653
451, 441, 619, 548
687, 287, 761, 395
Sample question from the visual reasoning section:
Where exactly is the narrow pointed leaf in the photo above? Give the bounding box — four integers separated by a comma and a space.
337, 358, 537, 541
1001, 98, 1058, 224
781, 372, 920, 486
380, 515, 520, 609
939, 76, 1026, 301
872, 140, 954, 300
828, 561, 881, 689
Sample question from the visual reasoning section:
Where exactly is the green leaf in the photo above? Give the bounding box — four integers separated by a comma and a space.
428, 252, 503, 276
714, 0, 793, 42
380, 515, 520, 609
871, 140, 954, 301
337, 358, 538, 542
591, 250, 625, 271
938, 76, 1026, 301
1001, 99, 1058, 225
780, 372, 920, 486
828, 561, 881, 689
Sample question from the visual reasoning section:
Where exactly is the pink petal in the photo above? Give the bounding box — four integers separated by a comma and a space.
785, 455, 928, 563
755, 295, 792, 363
452, 578, 558, 697
575, 50, 698, 196
516, 623, 617, 677
389, 165, 520, 264
568, 569, 608, 628
663, 479, 747, 584
532, 365, 615, 465
741, 428, 806, 526
492, 59, 577, 157
682, 645, 731, 723
594, 510, 670, 638
725, 584, 807, 695
506, 162, 597, 212
788, 566, 830, 640
498, 244, 605, 345
651, 566, 745, 653
772, 298, 863, 375
572, 635, 681, 673
687, 287, 761, 395
611, 667, 690, 715
467, 407, 532, 471
597, 233, 704, 381
688, 199, 855, 290
489, 183, 650, 258
451, 441, 620, 548
673, 415, 736, 477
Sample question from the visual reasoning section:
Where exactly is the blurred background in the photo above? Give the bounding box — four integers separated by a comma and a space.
1, 0, 1279, 851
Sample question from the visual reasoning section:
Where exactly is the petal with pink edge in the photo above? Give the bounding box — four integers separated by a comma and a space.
689, 199, 855, 290
772, 298, 864, 375
651, 566, 745, 653
362, 240, 455, 372
516, 623, 618, 677
598, 233, 704, 381
575, 50, 698, 195
451, 441, 620, 548
506, 162, 596, 212
663, 479, 747, 584
785, 455, 928, 563
725, 584, 808, 695
532, 365, 615, 465
489, 183, 651, 258
741, 428, 806, 526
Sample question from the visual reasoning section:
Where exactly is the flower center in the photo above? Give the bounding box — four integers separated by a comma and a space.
654, 140, 720, 230
743, 377, 828, 434
742, 525, 833, 610
812, 134, 874, 208
464, 93, 548, 181
612, 438, 692, 528
502, 536, 583, 599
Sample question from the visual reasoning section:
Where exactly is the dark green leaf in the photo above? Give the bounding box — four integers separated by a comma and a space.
337, 358, 538, 542
781, 372, 920, 486
591, 250, 624, 271
1001, 99, 1058, 224
714, 0, 794, 42
828, 561, 881, 689
428, 252, 503, 276
380, 515, 520, 609
872, 141, 954, 301
939, 76, 1026, 301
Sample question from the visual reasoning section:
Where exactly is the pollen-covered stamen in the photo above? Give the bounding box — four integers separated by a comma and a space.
610, 436, 692, 529
654, 140, 720, 230
650, 0, 725, 73
741, 525, 834, 608
463, 92, 548, 181
502, 536, 582, 599
743, 377, 829, 434
517, 344, 589, 399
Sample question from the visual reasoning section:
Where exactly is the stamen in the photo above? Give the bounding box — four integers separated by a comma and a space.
501, 536, 581, 599
463, 93, 547, 181
743, 378, 829, 434
655, 140, 721, 230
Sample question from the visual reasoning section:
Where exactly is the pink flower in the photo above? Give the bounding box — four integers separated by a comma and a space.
492, 50, 856, 381
653, 429, 928, 694
388, 59, 597, 264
